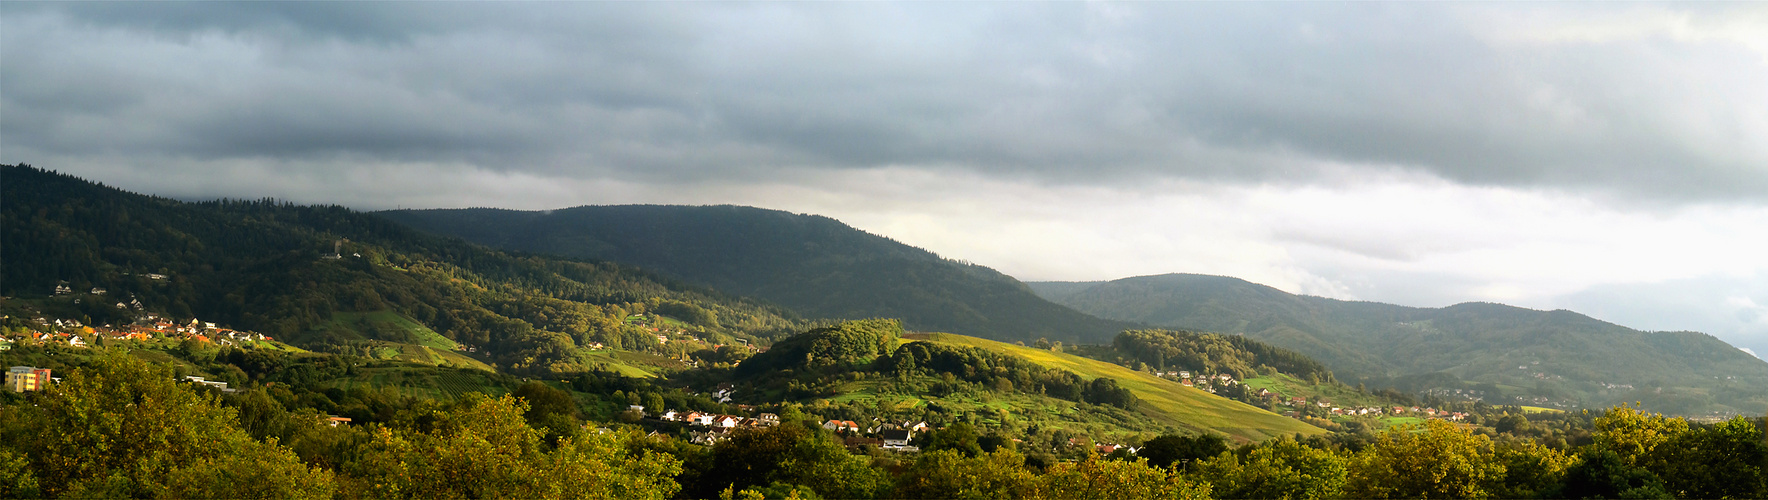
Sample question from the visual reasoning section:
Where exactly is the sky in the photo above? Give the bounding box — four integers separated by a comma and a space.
4, 2, 1766, 359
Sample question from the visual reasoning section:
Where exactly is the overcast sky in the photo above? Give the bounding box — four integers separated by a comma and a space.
5, 2, 1766, 359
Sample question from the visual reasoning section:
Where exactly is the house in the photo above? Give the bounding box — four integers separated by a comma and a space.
756, 413, 780, 426
628, 405, 646, 414
691, 428, 732, 445
6, 366, 50, 392
823, 420, 861, 433
1181, 379, 1193, 387
905, 421, 930, 432
844, 436, 884, 451
660, 410, 679, 421
326, 416, 353, 427
880, 429, 916, 451
182, 376, 232, 393
1178, 371, 1191, 379
716, 416, 742, 428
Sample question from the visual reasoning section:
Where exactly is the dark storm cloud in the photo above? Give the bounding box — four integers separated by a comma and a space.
3, 2, 1765, 199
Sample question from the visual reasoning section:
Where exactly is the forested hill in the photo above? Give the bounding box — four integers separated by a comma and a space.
379, 205, 1136, 343
0, 164, 806, 373
1031, 273, 1768, 415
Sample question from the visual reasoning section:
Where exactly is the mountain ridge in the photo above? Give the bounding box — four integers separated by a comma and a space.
379, 205, 1138, 344
1029, 273, 1768, 415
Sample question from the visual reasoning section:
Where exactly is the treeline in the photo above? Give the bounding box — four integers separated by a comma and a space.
734, 320, 1138, 411
0, 164, 809, 375
6, 354, 1766, 499
0, 354, 679, 499
735, 319, 904, 376
1112, 329, 1334, 383
882, 341, 1138, 411
6, 352, 1768, 499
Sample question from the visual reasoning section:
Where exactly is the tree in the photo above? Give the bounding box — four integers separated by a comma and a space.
1652, 417, 1767, 499
1031, 456, 1211, 500
1557, 447, 1670, 499
923, 422, 984, 458
512, 381, 580, 440
339, 393, 681, 499
1345, 419, 1505, 499
893, 449, 1035, 500
1490, 440, 1575, 499
1137, 433, 1229, 470
17, 353, 334, 498
769, 436, 889, 499
1494, 413, 1532, 434
0, 449, 39, 499
1591, 404, 1687, 469
1193, 436, 1346, 500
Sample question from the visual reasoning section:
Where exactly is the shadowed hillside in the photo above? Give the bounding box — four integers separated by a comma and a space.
0, 164, 805, 374
380, 206, 1136, 343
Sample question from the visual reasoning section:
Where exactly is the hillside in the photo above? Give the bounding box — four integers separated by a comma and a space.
1030, 274, 1768, 415
377, 206, 1136, 343
0, 164, 806, 375
724, 318, 1323, 442
910, 332, 1327, 442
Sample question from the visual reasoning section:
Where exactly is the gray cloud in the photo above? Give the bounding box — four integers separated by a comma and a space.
5, 2, 1765, 201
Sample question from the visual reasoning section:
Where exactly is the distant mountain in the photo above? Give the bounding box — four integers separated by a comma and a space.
1, 165, 804, 374
379, 206, 1135, 343
1030, 273, 1768, 415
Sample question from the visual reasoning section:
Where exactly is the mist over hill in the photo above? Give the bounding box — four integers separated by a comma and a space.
380, 206, 1136, 344
1030, 273, 1768, 415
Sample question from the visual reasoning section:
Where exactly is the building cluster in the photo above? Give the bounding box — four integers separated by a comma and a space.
6, 366, 52, 392
1256, 389, 1470, 421
1423, 387, 1490, 402
650, 408, 782, 445
1156, 370, 1241, 393
2, 312, 275, 350
828, 420, 929, 452
180, 375, 236, 393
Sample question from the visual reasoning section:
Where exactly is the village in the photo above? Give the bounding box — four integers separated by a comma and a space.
1151, 368, 1471, 423
1, 308, 276, 351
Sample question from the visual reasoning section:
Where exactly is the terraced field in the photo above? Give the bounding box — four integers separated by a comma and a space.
909, 332, 1326, 442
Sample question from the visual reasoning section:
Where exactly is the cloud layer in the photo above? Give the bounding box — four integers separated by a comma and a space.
3, 2, 1766, 355
6, 3, 1766, 197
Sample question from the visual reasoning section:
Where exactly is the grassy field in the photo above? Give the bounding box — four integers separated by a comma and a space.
581, 350, 661, 378
1521, 405, 1565, 414
910, 333, 1325, 442
1243, 373, 1398, 409
326, 311, 459, 350
322, 365, 514, 400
